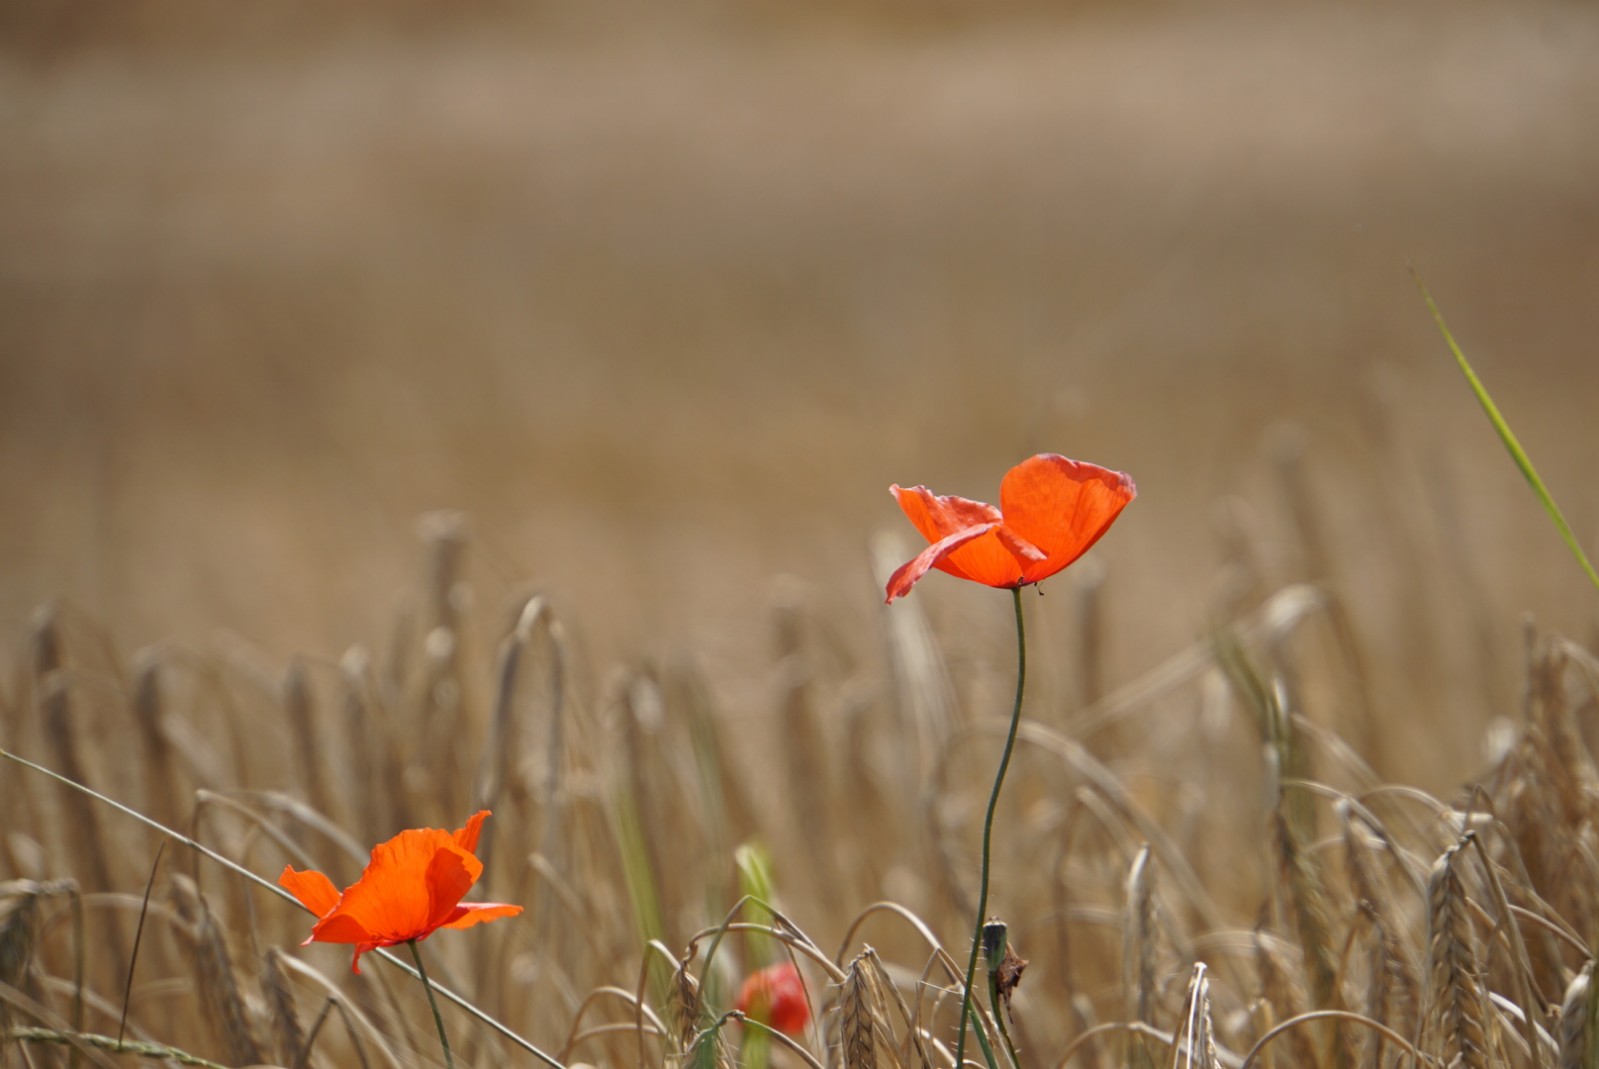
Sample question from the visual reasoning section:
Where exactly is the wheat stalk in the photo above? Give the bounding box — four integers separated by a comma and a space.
1125, 844, 1159, 1069
772, 585, 840, 896
0, 880, 42, 1061
842, 953, 880, 1069
1254, 928, 1318, 1069
1172, 962, 1220, 1069
282, 657, 337, 830
168, 875, 265, 1066
1558, 961, 1598, 1069
1272, 804, 1353, 1069
261, 947, 308, 1067
35, 613, 127, 982
129, 651, 181, 829
1359, 903, 1417, 1069
1423, 840, 1493, 1069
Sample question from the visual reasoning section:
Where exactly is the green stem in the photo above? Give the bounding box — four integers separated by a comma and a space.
409, 939, 454, 1069
954, 586, 1027, 1069
1414, 270, 1599, 594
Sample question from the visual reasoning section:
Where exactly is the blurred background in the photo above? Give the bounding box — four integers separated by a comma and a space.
3, 0, 1597, 788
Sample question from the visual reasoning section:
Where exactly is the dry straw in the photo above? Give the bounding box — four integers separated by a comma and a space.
1124, 844, 1160, 1069
841, 951, 908, 1069
471, 596, 557, 858
1558, 961, 1598, 1069
870, 533, 956, 785
13, 444, 1599, 1069
1357, 902, 1417, 1069
1253, 928, 1317, 1069
842, 954, 878, 1069
1271, 805, 1353, 1069
0, 881, 41, 1052
1173, 962, 1220, 1069
282, 657, 336, 833
129, 651, 181, 830
772, 585, 840, 895
34, 609, 126, 976
339, 647, 384, 841
1423, 840, 1494, 1069
414, 511, 472, 816
168, 875, 265, 1066
668, 951, 705, 1053
260, 946, 308, 1066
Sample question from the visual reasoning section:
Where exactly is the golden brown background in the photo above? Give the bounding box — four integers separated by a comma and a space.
4, 0, 1597, 788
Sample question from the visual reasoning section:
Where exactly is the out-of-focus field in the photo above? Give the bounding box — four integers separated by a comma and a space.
7, 5, 1595, 788
4, 3, 1598, 702
6, 4, 1599, 1067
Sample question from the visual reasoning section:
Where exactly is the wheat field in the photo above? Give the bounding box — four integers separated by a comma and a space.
4, 1, 1599, 1067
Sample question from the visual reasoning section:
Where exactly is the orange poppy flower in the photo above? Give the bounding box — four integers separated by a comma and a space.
279, 810, 522, 974
885, 453, 1135, 602
735, 961, 810, 1036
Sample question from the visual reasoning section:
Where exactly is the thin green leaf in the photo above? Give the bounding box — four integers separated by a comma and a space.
1414, 269, 1599, 593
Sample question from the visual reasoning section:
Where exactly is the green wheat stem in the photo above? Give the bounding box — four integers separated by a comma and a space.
954, 586, 1026, 1069
409, 939, 454, 1069
1415, 270, 1599, 593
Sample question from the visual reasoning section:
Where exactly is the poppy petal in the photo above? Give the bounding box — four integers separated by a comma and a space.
886, 523, 1007, 602
892, 485, 1002, 544
999, 455, 1136, 584
940, 526, 1038, 588
887, 483, 1049, 596
350, 940, 382, 974
279, 866, 341, 919
311, 828, 465, 947
735, 962, 811, 1037
310, 912, 375, 946
994, 525, 1047, 564
423, 846, 480, 932
439, 901, 525, 930
451, 811, 491, 855
287, 810, 520, 975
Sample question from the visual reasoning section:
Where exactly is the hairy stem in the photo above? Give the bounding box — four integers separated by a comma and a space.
954, 586, 1026, 1069
409, 939, 454, 1069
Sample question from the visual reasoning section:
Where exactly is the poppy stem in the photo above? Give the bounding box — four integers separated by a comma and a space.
954, 585, 1026, 1069
408, 939, 455, 1069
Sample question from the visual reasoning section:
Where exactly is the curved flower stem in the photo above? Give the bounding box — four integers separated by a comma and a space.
954, 586, 1026, 1069
409, 939, 455, 1069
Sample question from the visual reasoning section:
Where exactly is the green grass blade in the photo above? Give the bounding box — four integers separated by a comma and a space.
1414, 270, 1599, 593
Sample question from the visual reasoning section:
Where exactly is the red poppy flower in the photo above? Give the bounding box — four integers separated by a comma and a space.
885, 453, 1135, 603
279, 810, 522, 974
735, 961, 810, 1036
